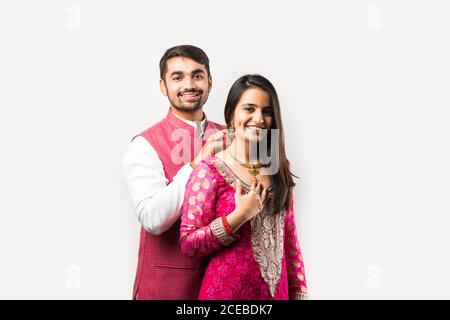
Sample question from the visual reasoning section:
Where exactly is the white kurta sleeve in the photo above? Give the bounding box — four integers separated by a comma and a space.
121, 136, 193, 235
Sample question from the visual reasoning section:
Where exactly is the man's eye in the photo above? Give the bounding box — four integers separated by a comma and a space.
172, 76, 181, 81
194, 74, 204, 80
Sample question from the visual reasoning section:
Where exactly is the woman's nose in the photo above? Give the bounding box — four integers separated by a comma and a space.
253, 110, 264, 124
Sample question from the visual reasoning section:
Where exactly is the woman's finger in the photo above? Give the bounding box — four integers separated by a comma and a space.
260, 186, 267, 204
250, 181, 258, 194
256, 182, 262, 196
235, 180, 242, 196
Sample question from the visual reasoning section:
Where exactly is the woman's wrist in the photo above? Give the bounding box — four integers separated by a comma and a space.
226, 208, 248, 232
221, 215, 239, 240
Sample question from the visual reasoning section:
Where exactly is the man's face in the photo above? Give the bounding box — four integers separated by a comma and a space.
160, 57, 212, 112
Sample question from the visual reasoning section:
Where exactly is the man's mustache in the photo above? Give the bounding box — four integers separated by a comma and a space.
178, 89, 203, 96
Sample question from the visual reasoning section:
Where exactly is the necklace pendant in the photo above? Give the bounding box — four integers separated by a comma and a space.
249, 167, 260, 177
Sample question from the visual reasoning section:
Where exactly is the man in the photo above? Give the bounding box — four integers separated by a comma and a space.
122, 45, 226, 300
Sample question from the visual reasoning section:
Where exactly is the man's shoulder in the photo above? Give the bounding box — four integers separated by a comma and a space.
142, 118, 167, 135
131, 118, 167, 142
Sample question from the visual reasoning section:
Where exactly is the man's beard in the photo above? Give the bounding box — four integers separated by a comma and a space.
169, 89, 206, 112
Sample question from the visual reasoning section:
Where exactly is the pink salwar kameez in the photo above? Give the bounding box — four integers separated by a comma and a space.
180, 156, 308, 300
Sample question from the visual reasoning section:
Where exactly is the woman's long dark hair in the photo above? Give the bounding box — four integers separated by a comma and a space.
224, 74, 296, 213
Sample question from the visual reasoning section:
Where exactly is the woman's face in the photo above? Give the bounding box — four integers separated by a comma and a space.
231, 87, 273, 143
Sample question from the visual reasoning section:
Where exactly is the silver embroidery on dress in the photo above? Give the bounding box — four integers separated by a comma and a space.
250, 203, 286, 298
211, 157, 286, 298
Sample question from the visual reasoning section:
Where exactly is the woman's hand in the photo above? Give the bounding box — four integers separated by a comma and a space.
225, 180, 268, 233
234, 180, 267, 221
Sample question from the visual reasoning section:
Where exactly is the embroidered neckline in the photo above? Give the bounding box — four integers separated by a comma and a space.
212, 156, 273, 192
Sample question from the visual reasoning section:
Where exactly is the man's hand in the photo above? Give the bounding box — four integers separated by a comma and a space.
191, 129, 228, 169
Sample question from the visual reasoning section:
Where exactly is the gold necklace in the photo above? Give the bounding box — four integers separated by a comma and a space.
227, 150, 270, 183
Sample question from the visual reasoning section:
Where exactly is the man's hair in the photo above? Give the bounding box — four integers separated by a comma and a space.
159, 45, 210, 80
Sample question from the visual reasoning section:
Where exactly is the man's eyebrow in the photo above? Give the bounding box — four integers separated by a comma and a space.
169, 69, 205, 77
169, 71, 183, 77
191, 69, 206, 74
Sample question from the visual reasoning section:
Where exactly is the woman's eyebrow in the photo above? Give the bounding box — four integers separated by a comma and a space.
242, 103, 272, 108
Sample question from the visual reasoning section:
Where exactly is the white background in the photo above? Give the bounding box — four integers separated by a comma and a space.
1, 0, 449, 299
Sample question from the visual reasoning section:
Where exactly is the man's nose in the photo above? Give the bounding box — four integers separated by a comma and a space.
182, 77, 195, 90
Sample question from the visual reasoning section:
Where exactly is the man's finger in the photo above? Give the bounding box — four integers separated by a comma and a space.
208, 129, 227, 142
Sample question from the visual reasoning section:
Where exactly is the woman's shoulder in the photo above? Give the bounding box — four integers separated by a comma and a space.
191, 156, 220, 180
195, 155, 216, 171
194, 155, 230, 187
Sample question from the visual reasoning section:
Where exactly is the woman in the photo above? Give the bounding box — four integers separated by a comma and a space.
179, 74, 308, 300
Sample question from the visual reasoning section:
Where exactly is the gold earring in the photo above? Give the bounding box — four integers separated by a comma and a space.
228, 123, 235, 140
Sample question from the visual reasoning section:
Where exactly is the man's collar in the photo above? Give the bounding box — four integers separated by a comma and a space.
170, 109, 208, 137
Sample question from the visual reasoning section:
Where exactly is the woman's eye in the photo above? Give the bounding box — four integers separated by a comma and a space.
263, 109, 273, 115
